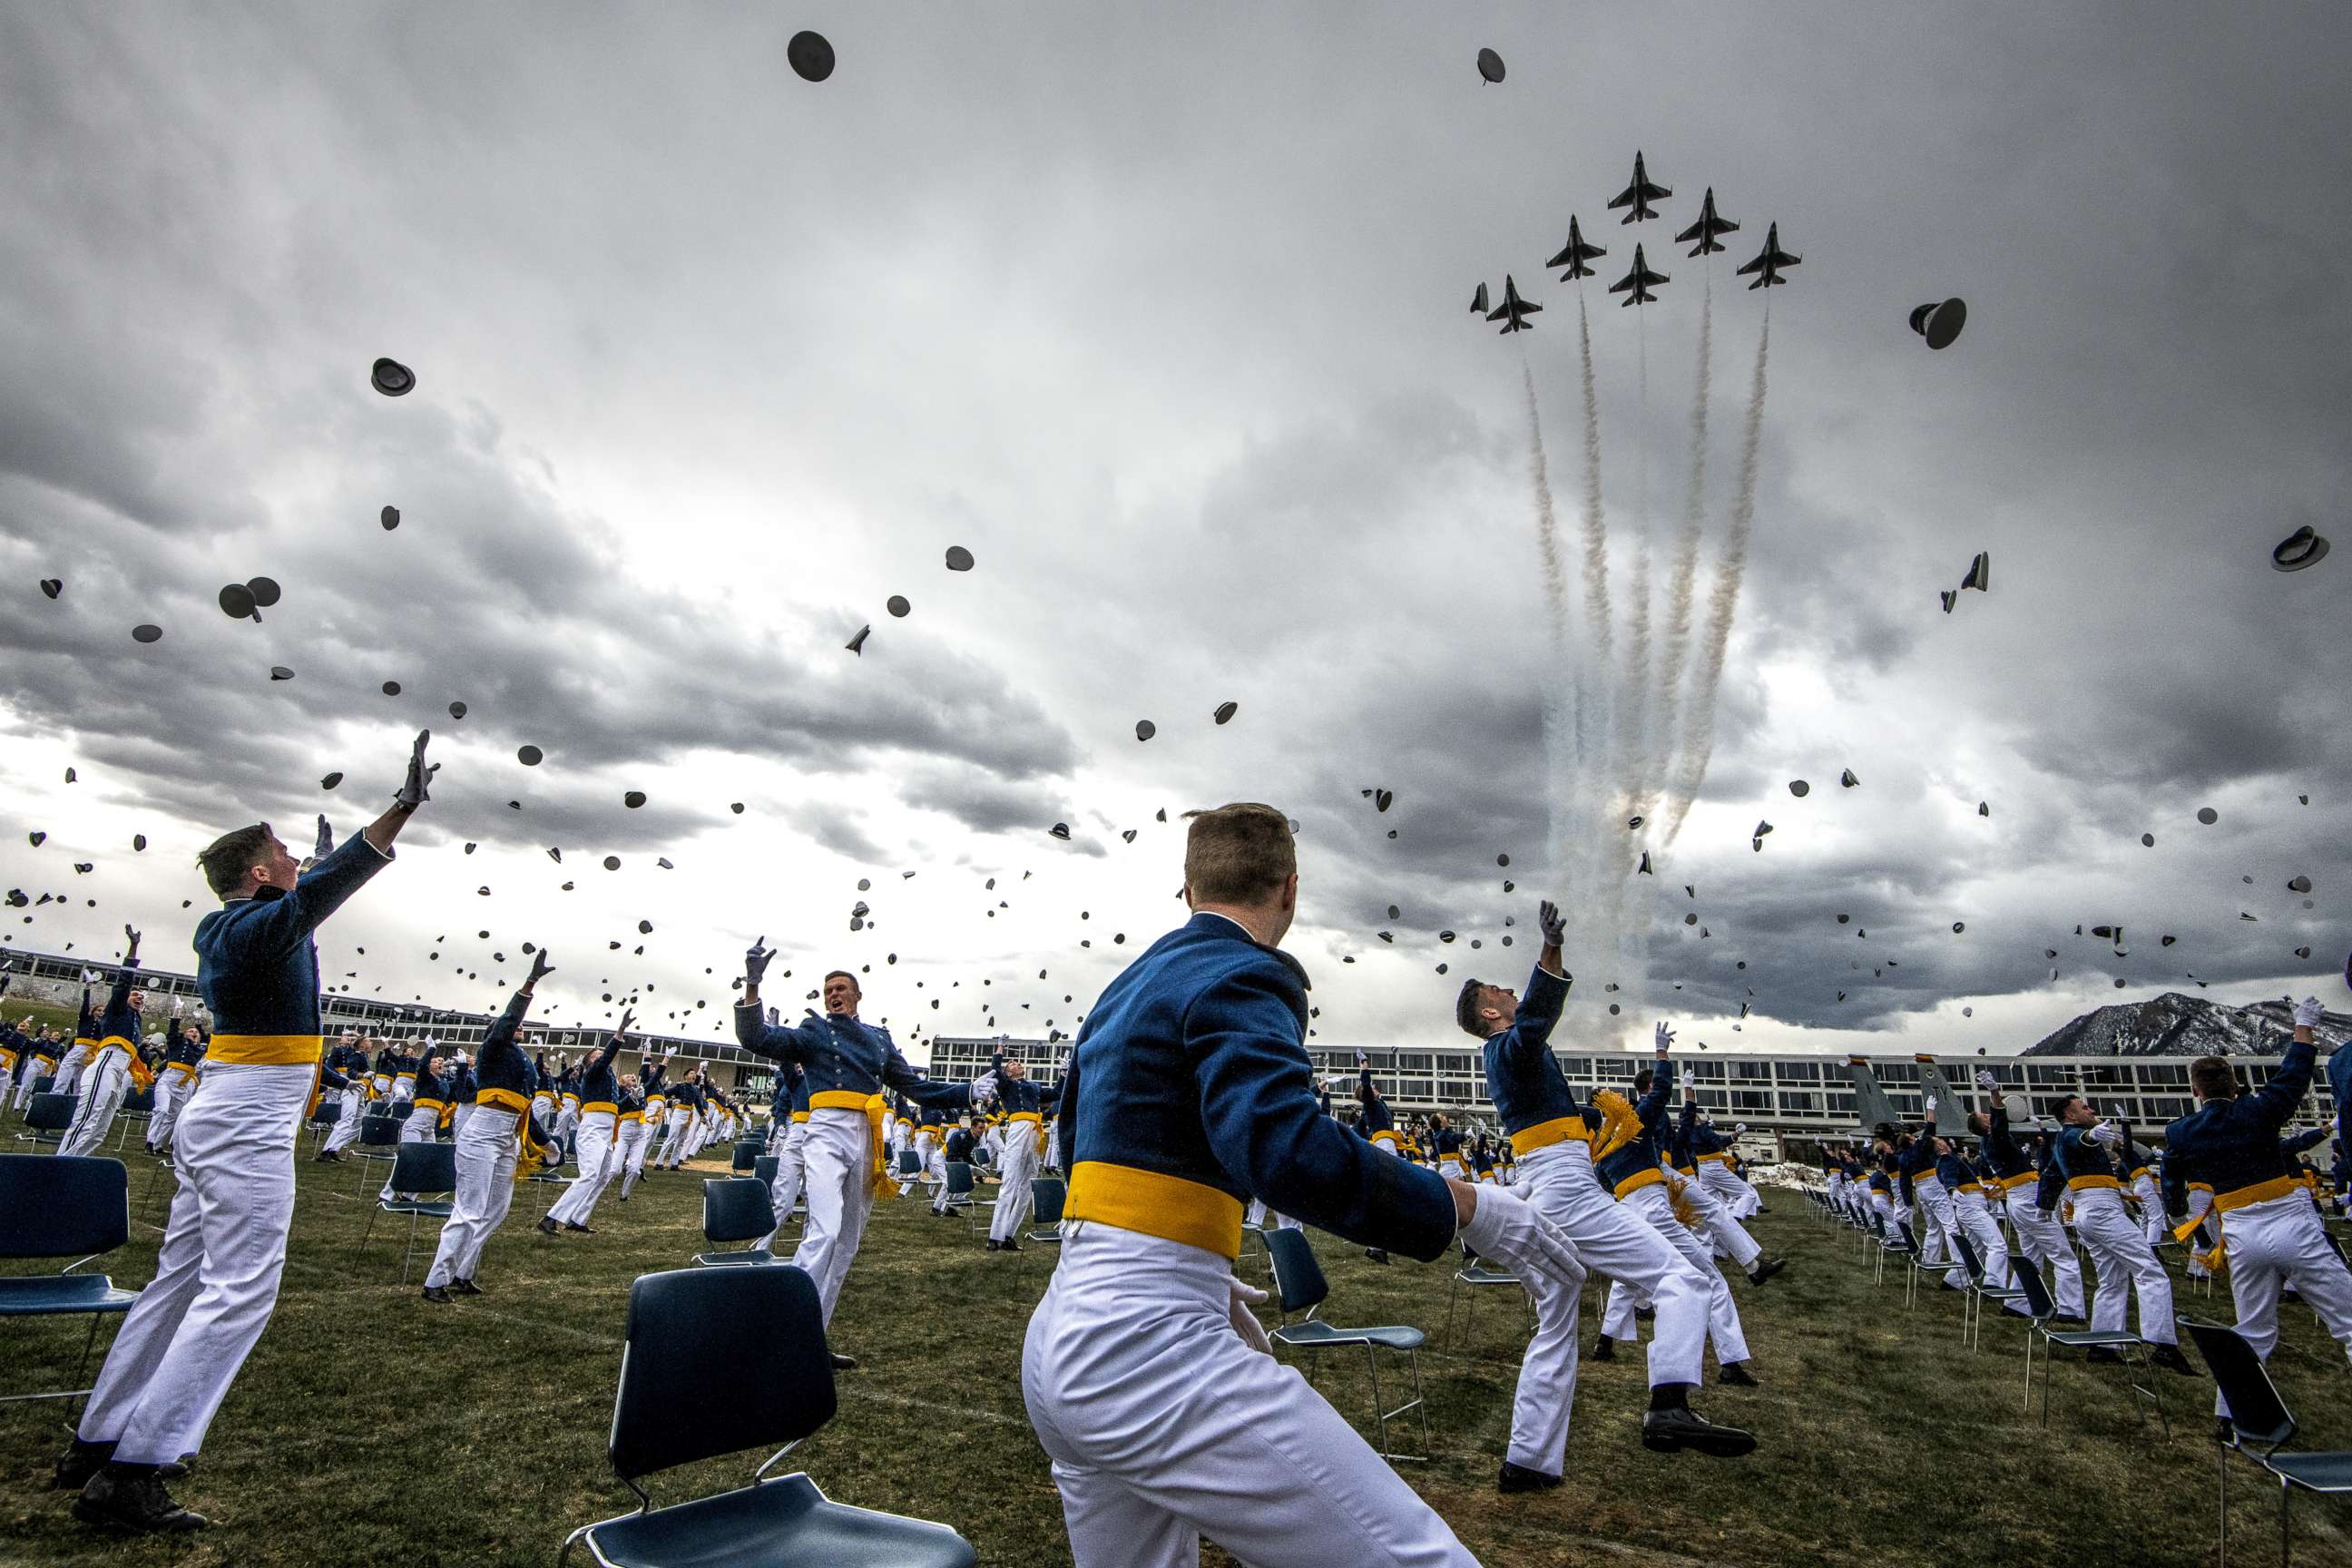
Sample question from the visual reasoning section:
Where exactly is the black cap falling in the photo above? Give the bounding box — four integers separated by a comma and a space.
517, 745, 543, 766
1789, 779, 1810, 797
219, 583, 258, 620
249, 576, 281, 609
40, 579, 62, 599
1908, 299, 1967, 350
371, 358, 416, 396
270, 666, 295, 681
132, 624, 162, 643
1476, 47, 1505, 83
1213, 701, 1239, 725
886, 596, 910, 618
945, 545, 975, 572
380, 505, 400, 531
603, 856, 622, 870
2269, 524, 2329, 573
382, 681, 401, 696
2196, 807, 2218, 825
1049, 822, 1072, 840
787, 30, 835, 82
1839, 769, 1859, 788
448, 701, 466, 720
623, 791, 646, 808
847, 624, 871, 654
320, 772, 342, 789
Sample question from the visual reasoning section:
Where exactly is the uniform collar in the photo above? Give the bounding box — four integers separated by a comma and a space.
1183, 910, 1311, 993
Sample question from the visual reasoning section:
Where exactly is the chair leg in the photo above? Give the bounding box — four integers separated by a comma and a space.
66, 1313, 103, 1420
2278, 1477, 2289, 1568
353, 1204, 379, 1262
2216, 1441, 2229, 1568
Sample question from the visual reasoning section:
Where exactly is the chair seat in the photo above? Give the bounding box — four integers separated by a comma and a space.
1273, 1320, 1425, 1351
2043, 1329, 2144, 1348
0, 1272, 140, 1316
1456, 1266, 1522, 1286
693, 1250, 776, 1268
2261, 1450, 2352, 1493
586, 1472, 975, 1568
380, 1200, 455, 1220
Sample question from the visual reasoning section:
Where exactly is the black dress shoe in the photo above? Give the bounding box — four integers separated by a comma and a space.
1640, 1406, 1757, 1457
1000, 1239, 1022, 1252
53, 1439, 116, 1491
421, 1285, 454, 1304
451, 1279, 484, 1297
1365, 1249, 1390, 1265
536, 1216, 559, 1236
829, 1351, 858, 1371
985, 1240, 1002, 1252
1717, 1361, 1759, 1387
1747, 1258, 1788, 1286
74, 1468, 207, 1534
564, 1221, 594, 1234
2149, 1343, 2196, 1376
1590, 1335, 1616, 1362
1497, 1460, 1563, 1494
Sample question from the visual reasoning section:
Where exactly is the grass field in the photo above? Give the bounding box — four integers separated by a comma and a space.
2, 1133, 2348, 1568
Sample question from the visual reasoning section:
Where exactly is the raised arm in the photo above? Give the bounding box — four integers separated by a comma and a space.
879, 1036, 974, 1111
2249, 999, 2326, 1127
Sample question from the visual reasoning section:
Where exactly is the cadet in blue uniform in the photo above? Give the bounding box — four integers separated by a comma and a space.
1024, 804, 1584, 1566
988, 1049, 1057, 1251
2046, 1094, 2191, 1372
736, 959, 978, 1356
60, 930, 153, 1158
62, 730, 432, 1533
1456, 900, 1752, 1485
543, 1015, 629, 1233
2163, 996, 2352, 1418
754, 1057, 809, 1248
423, 951, 556, 1301
1966, 1074, 2083, 1318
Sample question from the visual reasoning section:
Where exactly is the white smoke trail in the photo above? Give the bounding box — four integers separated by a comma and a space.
1523, 360, 1566, 619
1574, 297, 1613, 665
1663, 309, 1770, 844
1654, 274, 1713, 779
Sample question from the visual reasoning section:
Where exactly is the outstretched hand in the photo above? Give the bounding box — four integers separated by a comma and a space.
395, 730, 436, 809
527, 949, 555, 988
744, 936, 774, 985
1653, 1021, 1674, 1054
614, 1008, 635, 1038
1537, 899, 1566, 947
2291, 995, 2325, 1030
121, 924, 142, 969
314, 813, 334, 860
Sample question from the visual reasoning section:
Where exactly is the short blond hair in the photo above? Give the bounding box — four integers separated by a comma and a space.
1183, 803, 1296, 906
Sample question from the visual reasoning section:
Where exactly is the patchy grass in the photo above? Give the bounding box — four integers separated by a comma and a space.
1, 1150, 2347, 1566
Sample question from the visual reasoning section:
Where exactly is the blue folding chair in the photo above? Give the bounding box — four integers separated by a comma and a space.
730, 1139, 761, 1174
15, 1092, 74, 1147
1263, 1228, 1429, 1461
355, 1142, 456, 1282
0, 1154, 141, 1406
1027, 1176, 1065, 1245
558, 1266, 974, 1567
698, 1179, 778, 1267
2183, 1317, 2352, 1567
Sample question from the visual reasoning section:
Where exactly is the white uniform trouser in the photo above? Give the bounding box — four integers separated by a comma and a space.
1508, 1142, 1705, 1476
380, 1102, 440, 1200
756, 1120, 809, 1250
991, 1125, 1043, 1242
655, 1108, 694, 1167
13, 1061, 54, 1109
1602, 1181, 1750, 1367
621, 1114, 657, 1195
2073, 1186, 2175, 1344
1677, 1168, 1762, 1271
1697, 1159, 1759, 1220
57, 1051, 132, 1157
424, 1106, 519, 1289
2005, 1193, 2087, 1316
146, 1069, 181, 1152
548, 1111, 619, 1226
1024, 1223, 1475, 1568
77, 1061, 310, 1465
1910, 1174, 1968, 1285
793, 1107, 879, 1328
2182, 1189, 2219, 1278
320, 1080, 366, 1153
53, 1044, 92, 1097
2132, 1172, 2167, 1247
1950, 1190, 2026, 1314
2215, 1191, 2352, 1414
555, 1102, 581, 1147
453, 1102, 475, 1140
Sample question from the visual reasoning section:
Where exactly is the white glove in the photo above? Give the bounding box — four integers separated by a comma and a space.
2292, 995, 2325, 1029
1229, 1278, 1272, 1355
1678, 1066, 1696, 1093
1975, 1070, 1996, 1091
1459, 1184, 1586, 1292
1734, 1122, 1748, 1135
1653, 1021, 1675, 1053
967, 1071, 997, 1106
2088, 1121, 2123, 1149
1924, 1096, 1937, 1118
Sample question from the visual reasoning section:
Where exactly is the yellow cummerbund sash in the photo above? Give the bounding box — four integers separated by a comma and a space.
208, 1034, 325, 1066
2066, 1174, 2122, 1193
413, 1098, 447, 1113
581, 1101, 617, 1116
1698, 1152, 1735, 1166
789, 1111, 810, 1122
2215, 1175, 2301, 1214
644, 1095, 664, 1111
1612, 1165, 1668, 1200
2129, 1167, 2151, 1181
809, 1090, 873, 1112
2189, 1181, 2214, 1193
32, 1054, 56, 1070
810, 1091, 892, 1197
1064, 1161, 1243, 1259
1955, 1181, 1983, 1195
1511, 1114, 1592, 1158
396, 1072, 416, 1083
2000, 1171, 2039, 1191
619, 1110, 643, 1122
561, 1092, 580, 1104
100, 1037, 157, 1093
165, 1060, 199, 1078
476, 1088, 529, 1113
1370, 1129, 1401, 1148
0, 1050, 14, 1069
74, 1036, 95, 1050
1009, 1111, 1043, 1126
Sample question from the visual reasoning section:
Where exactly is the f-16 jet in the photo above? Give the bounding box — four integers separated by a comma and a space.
1606, 152, 1671, 223
1485, 273, 1540, 332
1545, 215, 1606, 279
1675, 187, 1740, 256
1734, 222, 1800, 289
1608, 245, 1668, 307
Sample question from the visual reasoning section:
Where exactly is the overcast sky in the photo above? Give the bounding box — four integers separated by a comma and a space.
3, 2, 2346, 1060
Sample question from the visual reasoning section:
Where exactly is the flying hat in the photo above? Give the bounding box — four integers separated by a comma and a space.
2196, 807, 2218, 825
2270, 525, 2329, 573
1213, 701, 1238, 724
370, 358, 416, 396
39, 578, 61, 599
517, 745, 543, 766
380, 505, 400, 531
945, 545, 975, 572
787, 30, 834, 82
1135, 720, 1155, 741
846, 624, 871, 654
1475, 47, 1505, 83
623, 790, 646, 808
886, 595, 910, 618
132, 624, 162, 643
1908, 299, 1966, 350
1788, 779, 1809, 797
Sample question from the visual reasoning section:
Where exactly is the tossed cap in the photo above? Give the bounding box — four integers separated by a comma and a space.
846, 623, 871, 654
1909, 299, 1967, 350
381, 505, 400, 531
787, 30, 835, 82
132, 623, 162, 643
39, 578, 61, 599
219, 583, 258, 620
321, 772, 342, 789
370, 358, 416, 396
623, 790, 646, 808
1135, 720, 1155, 741
887, 595, 910, 618
1839, 769, 1859, 788
2196, 806, 2218, 825
1475, 46, 1505, 83
1213, 701, 1238, 724
1789, 779, 1809, 797
517, 745, 544, 766
945, 545, 975, 572
2270, 524, 2330, 573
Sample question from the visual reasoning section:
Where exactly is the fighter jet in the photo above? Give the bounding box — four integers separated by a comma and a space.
1606, 152, 1671, 224
1607, 245, 1668, 307
1470, 281, 1490, 315
1734, 222, 1801, 289
1544, 215, 1606, 280
1674, 187, 1740, 256
1485, 273, 1540, 333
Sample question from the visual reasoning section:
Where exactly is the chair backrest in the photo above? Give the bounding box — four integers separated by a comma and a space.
25, 1093, 76, 1132
387, 1140, 457, 1194
701, 1178, 778, 1245
730, 1140, 760, 1172
1031, 1176, 1065, 1227
610, 1266, 834, 1481
309, 1102, 342, 1127
1867, 1210, 1886, 1240
2006, 1255, 2055, 1320
0, 1154, 129, 1258
121, 1088, 154, 1114
1953, 1230, 1985, 1285
897, 1150, 920, 1176
1896, 1220, 1920, 1252
2181, 1318, 2298, 1447
361, 1113, 405, 1147
753, 1155, 779, 1186
944, 1161, 974, 1196
1264, 1227, 1330, 1316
